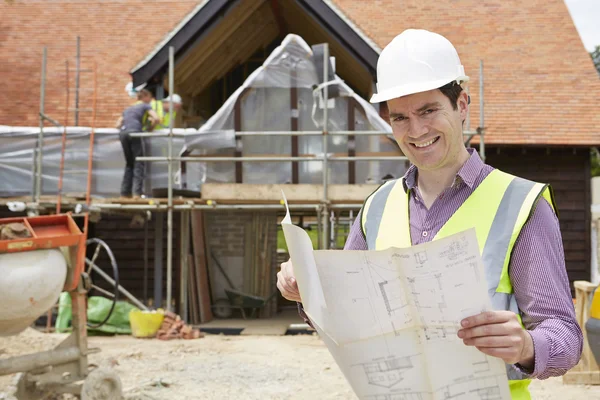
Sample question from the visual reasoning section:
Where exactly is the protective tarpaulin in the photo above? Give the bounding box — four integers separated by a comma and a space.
0, 126, 196, 198
181, 34, 405, 189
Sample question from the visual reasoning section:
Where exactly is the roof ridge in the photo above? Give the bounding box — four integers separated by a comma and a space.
323, 0, 381, 54
130, 0, 210, 74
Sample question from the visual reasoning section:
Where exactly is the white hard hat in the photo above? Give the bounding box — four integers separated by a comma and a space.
164, 94, 182, 104
125, 82, 147, 98
370, 29, 469, 103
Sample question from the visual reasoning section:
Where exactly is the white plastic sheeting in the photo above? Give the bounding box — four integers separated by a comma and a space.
0, 126, 197, 198
181, 34, 404, 189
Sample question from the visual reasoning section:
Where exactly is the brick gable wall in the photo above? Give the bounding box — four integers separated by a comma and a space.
0, 0, 198, 128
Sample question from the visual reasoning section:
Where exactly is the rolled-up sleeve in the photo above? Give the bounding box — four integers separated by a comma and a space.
511, 198, 583, 379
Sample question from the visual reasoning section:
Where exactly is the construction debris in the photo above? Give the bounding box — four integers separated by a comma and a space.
156, 311, 204, 341
0, 223, 32, 240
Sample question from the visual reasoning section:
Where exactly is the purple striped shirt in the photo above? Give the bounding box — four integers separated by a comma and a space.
299, 148, 582, 379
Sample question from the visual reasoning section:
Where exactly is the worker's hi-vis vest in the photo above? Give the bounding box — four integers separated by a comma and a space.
142, 100, 177, 131
360, 169, 557, 400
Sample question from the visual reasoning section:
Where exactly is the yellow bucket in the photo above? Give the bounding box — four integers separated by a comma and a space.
129, 309, 165, 338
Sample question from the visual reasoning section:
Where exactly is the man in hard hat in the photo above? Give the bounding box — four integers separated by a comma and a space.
142, 94, 183, 131
117, 91, 161, 198
115, 88, 154, 129
277, 29, 582, 398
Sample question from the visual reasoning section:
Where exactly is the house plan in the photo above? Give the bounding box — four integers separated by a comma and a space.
281, 193, 511, 400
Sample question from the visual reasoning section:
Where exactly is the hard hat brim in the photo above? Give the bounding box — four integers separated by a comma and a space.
370, 75, 469, 103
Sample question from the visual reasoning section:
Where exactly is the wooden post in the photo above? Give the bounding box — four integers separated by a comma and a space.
190, 210, 213, 323
347, 98, 356, 184
563, 280, 600, 385
234, 97, 243, 183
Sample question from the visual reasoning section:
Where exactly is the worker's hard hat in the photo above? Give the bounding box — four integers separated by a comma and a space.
125, 82, 148, 99
164, 94, 182, 104
370, 29, 469, 103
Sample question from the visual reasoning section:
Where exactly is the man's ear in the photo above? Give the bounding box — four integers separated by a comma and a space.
458, 91, 469, 121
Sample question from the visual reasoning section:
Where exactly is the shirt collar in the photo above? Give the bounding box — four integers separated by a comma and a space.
402, 148, 484, 192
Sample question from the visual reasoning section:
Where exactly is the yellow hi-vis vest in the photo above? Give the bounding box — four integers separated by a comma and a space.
360, 169, 557, 400
142, 100, 177, 131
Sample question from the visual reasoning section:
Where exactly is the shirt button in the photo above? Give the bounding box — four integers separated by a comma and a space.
422, 231, 428, 237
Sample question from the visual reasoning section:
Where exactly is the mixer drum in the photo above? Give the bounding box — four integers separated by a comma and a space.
0, 249, 68, 336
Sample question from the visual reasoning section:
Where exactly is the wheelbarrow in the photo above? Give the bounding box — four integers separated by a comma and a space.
223, 288, 279, 320
210, 252, 278, 320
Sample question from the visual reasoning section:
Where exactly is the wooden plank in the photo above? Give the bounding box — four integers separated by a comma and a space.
200, 183, 379, 202
191, 211, 213, 323
234, 92, 243, 183
348, 98, 356, 184
585, 152, 592, 293
188, 253, 199, 325
243, 213, 254, 294
176, 0, 268, 84
241, 323, 288, 336
573, 281, 600, 374
562, 371, 600, 385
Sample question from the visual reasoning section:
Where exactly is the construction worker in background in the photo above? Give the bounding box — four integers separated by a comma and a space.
115, 88, 153, 129
117, 89, 161, 198
142, 94, 183, 131
277, 29, 582, 399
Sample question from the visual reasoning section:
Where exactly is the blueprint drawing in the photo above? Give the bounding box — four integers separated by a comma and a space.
281, 192, 511, 400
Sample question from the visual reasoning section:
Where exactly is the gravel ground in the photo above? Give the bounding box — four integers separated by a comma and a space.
0, 329, 598, 399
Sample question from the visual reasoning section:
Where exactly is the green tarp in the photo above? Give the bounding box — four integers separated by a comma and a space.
55, 292, 140, 335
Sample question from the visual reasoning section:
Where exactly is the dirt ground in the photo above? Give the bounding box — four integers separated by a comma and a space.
1, 328, 599, 400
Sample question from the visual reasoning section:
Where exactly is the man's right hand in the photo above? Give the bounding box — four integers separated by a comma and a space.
276, 259, 302, 302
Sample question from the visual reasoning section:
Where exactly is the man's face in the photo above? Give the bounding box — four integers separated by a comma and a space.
387, 88, 468, 171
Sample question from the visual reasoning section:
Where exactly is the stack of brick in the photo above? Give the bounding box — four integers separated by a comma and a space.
0, 223, 32, 240
156, 311, 204, 340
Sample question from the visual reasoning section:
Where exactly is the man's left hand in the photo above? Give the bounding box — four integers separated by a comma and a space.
457, 311, 535, 368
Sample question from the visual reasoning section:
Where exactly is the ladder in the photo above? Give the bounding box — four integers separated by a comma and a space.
56, 56, 98, 240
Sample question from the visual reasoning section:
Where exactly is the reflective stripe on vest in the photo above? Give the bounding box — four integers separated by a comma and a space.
141, 100, 177, 130
360, 169, 557, 400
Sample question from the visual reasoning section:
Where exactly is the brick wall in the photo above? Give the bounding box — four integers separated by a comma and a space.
0, 0, 198, 128
89, 212, 181, 309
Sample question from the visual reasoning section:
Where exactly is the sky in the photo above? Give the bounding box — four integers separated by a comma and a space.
564, 0, 600, 51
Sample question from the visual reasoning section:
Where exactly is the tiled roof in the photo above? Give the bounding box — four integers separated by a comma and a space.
332, 0, 600, 145
1, 0, 598, 146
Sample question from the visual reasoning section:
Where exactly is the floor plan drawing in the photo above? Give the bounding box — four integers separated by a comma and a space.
281, 197, 511, 400
356, 356, 415, 388
438, 234, 469, 261
436, 376, 504, 400
365, 393, 425, 400
414, 250, 428, 265
379, 280, 409, 315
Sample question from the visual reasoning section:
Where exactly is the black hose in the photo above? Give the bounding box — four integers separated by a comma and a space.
85, 238, 120, 329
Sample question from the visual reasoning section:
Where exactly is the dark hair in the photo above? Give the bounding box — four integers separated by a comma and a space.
438, 81, 464, 110
137, 88, 153, 100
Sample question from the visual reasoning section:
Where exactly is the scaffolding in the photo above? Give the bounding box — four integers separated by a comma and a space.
8, 40, 487, 319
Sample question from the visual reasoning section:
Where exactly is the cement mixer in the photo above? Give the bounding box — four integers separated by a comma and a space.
0, 214, 123, 399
